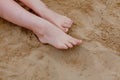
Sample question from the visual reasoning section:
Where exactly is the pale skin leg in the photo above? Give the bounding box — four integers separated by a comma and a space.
0, 0, 82, 49
19, 0, 73, 32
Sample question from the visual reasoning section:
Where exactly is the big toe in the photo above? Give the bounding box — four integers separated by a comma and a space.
74, 39, 82, 45
69, 38, 82, 46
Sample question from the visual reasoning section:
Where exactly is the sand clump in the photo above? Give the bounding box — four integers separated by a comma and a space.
0, 0, 120, 80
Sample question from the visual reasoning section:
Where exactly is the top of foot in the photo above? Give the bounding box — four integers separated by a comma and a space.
38, 8, 73, 32
34, 19, 82, 50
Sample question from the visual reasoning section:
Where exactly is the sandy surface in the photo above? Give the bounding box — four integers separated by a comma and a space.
0, 0, 120, 80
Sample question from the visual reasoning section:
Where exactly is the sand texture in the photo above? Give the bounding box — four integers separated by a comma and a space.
0, 0, 120, 80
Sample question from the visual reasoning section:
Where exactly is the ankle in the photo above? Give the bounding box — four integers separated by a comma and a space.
32, 27, 44, 38
31, 22, 48, 36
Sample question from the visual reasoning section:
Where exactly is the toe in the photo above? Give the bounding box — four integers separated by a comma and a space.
65, 19, 73, 25
69, 40, 78, 45
63, 22, 72, 28
56, 43, 68, 50
59, 27, 68, 32
69, 37, 82, 45
75, 39, 82, 45
64, 28, 69, 32
65, 42, 73, 48
62, 19, 73, 28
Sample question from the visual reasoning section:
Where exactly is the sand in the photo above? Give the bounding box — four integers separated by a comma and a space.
0, 0, 120, 80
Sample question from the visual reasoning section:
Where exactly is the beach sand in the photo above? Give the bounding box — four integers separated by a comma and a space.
0, 0, 120, 80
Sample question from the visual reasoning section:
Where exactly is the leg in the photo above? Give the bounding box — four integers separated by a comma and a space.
19, 0, 73, 32
0, 0, 82, 49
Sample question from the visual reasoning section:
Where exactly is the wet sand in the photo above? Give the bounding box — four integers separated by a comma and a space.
0, 0, 120, 80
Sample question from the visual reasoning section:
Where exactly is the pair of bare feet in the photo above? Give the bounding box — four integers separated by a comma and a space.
0, 0, 82, 49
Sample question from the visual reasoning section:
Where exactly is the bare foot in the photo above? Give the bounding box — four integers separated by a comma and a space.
19, 0, 73, 32
33, 19, 82, 49
37, 8, 73, 32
